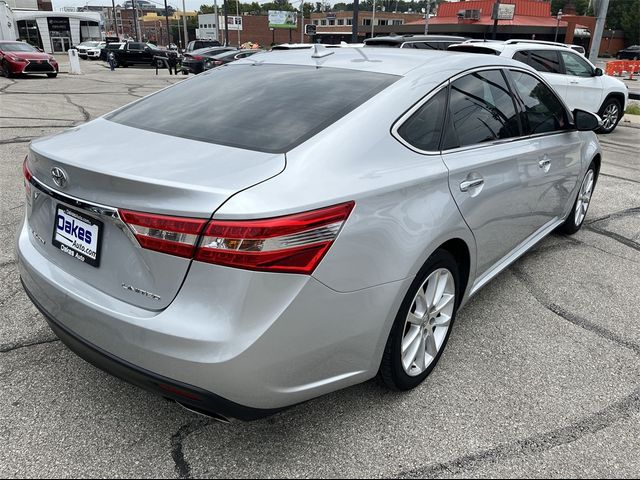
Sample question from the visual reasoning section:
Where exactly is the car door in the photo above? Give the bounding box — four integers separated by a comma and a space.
506, 68, 583, 230
439, 68, 545, 277
513, 49, 568, 102
558, 50, 604, 113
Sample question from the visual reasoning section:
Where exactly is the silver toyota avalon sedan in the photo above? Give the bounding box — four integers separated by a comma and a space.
17, 48, 602, 421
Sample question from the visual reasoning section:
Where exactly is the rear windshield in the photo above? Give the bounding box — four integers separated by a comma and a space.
106, 64, 398, 153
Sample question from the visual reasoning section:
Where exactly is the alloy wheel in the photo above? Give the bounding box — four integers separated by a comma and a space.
574, 169, 595, 226
601, 103, 619, 131
401, 268, 455, 377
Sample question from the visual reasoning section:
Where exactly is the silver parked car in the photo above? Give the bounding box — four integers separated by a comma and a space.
18, 48, 602, 421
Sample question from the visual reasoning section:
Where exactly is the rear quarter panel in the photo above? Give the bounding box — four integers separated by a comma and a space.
215, 77, 477, 294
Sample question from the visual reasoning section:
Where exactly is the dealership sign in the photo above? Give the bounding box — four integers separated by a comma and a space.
491, 3, 516, 20
268, 10, 298, 29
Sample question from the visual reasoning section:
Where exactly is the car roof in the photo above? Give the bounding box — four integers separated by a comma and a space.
365, 35, 468, 45
449, 40, 575, 54
233, 47, 536, 78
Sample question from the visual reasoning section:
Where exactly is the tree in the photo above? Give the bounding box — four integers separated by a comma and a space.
606, 0, 640, 45
550, 0, 591, 16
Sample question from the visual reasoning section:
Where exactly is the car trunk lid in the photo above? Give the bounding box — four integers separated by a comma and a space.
26, 118, 285, 310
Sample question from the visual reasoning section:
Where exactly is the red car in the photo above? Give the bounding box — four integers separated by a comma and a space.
0, 41, 59, 78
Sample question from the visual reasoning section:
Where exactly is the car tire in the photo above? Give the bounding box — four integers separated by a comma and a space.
597, 97, 622, 134
47, 73, 57, 78
182, 70, 188, 75
1, 61, 12, 78
557, 162, 597, 235
379, 249, 460, 391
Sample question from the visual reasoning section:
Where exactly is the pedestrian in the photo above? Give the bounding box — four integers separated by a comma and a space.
167, 50, 178, 75
107, 51, 116, 71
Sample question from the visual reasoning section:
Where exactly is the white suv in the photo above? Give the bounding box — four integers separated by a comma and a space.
449, 40, 628, 133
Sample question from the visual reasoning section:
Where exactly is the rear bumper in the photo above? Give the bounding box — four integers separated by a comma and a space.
17, 214, 408, 414
22, 279, 279, 421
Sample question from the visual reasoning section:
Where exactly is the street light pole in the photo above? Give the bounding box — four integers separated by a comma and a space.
554, 9, 563, 43
300, 0, 304, 44
491, 0, 501, 40
588, 0, 610, 62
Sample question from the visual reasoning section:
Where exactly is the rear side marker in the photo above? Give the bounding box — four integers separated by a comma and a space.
119, 202, 355, 275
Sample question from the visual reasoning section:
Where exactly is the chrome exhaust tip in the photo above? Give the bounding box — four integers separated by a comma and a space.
176, 401, 231, 424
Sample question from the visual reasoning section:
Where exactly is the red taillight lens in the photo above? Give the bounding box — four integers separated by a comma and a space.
195, 202, 355, 274
119, 209, 207, 258
23, 156, 32, 182
214, 60, 223, 66
119, 202, 354, 274
192, 55, 203, 60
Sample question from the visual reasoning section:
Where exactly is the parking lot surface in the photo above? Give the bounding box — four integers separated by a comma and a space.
1, 59, 639, 478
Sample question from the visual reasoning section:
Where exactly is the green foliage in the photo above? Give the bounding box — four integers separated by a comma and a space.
625, 103, 640, 115
606, 0, 640, 45
550, 0, 591, 16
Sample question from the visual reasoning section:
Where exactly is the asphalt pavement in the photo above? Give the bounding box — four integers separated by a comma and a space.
1, 58, 639, 478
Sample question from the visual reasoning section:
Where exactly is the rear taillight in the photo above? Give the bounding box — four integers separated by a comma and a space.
23, 156, 32, 182
195, 202, 354, 274
192, 55, 203, 60
23, 156, 32, 200
120, 202, 354, 274
213, 60, 223, 66
119, 210, 207, 258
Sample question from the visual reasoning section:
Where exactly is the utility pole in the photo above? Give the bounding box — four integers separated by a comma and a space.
351, 0, 359, 43
132, 0, 140, 41
371, 0, 376, 38
423, 0, 431, 35
223, 0, 229, 46
236, 0, 241, 46
111, 0, 119, 37
213, 0, 219, 44
182, 0, 188, 50
163, 0, 170, 46
588, 0, 610, 62
300, 0, 304, 44
491, 0, 501, 40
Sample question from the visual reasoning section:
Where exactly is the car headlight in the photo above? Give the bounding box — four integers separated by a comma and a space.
10, 56, 27, 62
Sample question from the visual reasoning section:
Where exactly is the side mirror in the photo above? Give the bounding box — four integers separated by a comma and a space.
594, 67, 604, 77
573, 109, 602, 131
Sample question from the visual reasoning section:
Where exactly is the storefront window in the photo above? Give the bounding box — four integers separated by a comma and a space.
80, 20, 101, 41
17, 20, 43, 49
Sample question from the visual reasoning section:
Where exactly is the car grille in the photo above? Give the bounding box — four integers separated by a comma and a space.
24, 61, 55, 73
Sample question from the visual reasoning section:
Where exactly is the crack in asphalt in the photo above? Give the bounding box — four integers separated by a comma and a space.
170, 418, 212, 479
1, 91, 130, 95
0, 116, 78, 121
586, 206, 640, 225
511, 266, 640, 357
0, 125, 73, 129
0, 137, 33, 145
600, 173, 640, 185
396, 387, 640, 479
63, 94, 91, 123
584, 225, 640, 252
0, 79, 17, 92
0, 337, 60, 354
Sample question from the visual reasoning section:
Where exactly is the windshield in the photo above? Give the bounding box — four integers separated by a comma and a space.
107, 64, 398, 153
1, 42, 37, 52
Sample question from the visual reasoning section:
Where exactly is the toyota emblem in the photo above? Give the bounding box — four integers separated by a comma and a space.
51, 167, 68, 189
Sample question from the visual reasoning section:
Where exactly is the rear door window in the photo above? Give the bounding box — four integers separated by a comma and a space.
514, 50, 562, 74
508, 70, 569, 135
106, 65, 398, 153
443, 69, 521, 149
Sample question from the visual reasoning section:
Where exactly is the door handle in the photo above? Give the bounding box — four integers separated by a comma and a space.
539, 159, 551, 168
460, 178, 484, 192
569, 80, 579, 84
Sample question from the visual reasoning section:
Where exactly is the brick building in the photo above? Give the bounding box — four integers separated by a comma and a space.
310, 11, 424, 43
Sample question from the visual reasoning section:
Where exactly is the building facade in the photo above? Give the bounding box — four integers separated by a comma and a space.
14, 10, 101, 53
310, 11, 424, 43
